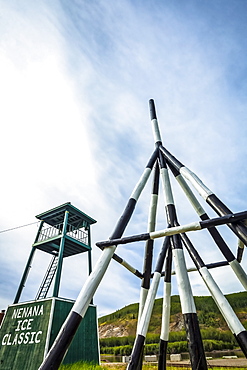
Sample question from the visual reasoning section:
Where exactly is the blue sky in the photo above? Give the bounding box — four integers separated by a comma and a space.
1, 0, 247, 317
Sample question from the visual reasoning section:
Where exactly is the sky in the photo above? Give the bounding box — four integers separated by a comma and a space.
1, 0, 247, 318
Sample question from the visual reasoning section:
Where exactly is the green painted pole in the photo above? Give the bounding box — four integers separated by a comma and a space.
13, 221, 44, 303
13, 246, 36, 303
87, 226, 92, 274
87, 226, 93, 304
53, 211, 69, 297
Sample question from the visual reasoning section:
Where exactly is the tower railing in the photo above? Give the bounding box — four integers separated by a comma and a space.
38, 223, 88, 245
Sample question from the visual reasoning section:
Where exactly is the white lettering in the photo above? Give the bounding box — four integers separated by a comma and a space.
38, 305, 43, 316
18, 332, 24, 344
23, 307, 29, 317
26, 319, 33, 330
1, 331, 43, 346
27, 307, 32, 317
23, 332, 30, 344
17, 308, 23, 318
15, 320, 22, 331
35, 331, 42, 343
12, 305, 44, 319
15, 318, 34, 332
12, 309, 18, 319
12, 334, 18, 345
2, 334, 9, 345
33, 306, 39, 316
21, 319, 29, 330
29, 332, 36, 344
7, 335, 12, 346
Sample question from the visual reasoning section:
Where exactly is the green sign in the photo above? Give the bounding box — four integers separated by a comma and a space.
0, 298, 99, 369
0, 300, 52, 370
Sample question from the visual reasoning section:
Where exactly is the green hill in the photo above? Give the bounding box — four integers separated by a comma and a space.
98, 292, 247, 355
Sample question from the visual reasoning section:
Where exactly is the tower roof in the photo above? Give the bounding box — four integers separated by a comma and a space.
35, 202, 97, 228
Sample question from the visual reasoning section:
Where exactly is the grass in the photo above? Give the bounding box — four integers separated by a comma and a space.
59, 362, 103, 370
59, 363, 247, 370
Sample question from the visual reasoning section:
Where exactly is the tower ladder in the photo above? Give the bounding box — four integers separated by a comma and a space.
36, 255, 59, 300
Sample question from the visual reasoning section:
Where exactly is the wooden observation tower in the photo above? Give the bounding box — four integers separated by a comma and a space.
14, 202, 96, 303
0, 202, 99, 369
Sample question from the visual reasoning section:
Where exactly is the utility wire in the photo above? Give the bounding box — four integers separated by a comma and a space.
0, 221, 40, 234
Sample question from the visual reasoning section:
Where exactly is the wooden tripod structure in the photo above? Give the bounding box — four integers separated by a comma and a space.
39, 100, 247, 370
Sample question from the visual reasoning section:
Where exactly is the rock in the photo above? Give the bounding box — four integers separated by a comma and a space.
99, 323, 129, 338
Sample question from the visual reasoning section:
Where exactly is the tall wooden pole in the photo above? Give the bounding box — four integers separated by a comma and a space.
150, 99, 207, 370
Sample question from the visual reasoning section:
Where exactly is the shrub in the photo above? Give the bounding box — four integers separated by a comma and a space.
100, 336, 135, 348
203, 339, 235, 351
168, 331, 186, 342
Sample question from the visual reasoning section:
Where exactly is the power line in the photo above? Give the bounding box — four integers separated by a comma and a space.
0, 221, 40, 234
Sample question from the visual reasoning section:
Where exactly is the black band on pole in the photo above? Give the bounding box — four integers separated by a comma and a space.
237, 247, 244, 263
159, 145, 184, 171
39, 311, 82, 369
96, 232, 150, 248
142, 239, 154, 289
112, 148, 158, 239
200, 211, 247, 229
205, 261, 229, 269
164, 246, 172, 283
112, 253, 143, 278
184, 313, 208, 370
111, 253, 122, 263
155, 236, 171, 273
152, 161, 160, 195
147, 148, 159, 168
235, 331, 247, 357
171, 232, 183, 250
166, 205, 179, 231
127, 334, 146, 370
149, 99, 157, 120
167, 159, 180, 177
158, 149, 167, 169
111, 198, 137, 239
158, 339, 167, 370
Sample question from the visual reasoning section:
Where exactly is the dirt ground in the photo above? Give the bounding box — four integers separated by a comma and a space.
102, 357, 247, 368
167, 357, 247, 368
